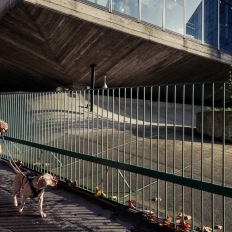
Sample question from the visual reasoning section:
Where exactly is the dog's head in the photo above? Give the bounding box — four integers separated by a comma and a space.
0, 120, 8, 136
37, 173, 58, 189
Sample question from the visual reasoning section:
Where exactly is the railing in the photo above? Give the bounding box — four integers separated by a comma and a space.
82, 0, 232, 54
0, 82, 231, 231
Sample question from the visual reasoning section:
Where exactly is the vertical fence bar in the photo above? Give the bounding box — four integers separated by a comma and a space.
106, 88, 109, 197
201, 83, 205, 230
70, 92, 73, 181
83, 91, 86, 188
4, 95, 8, 159
111, 88, 115, 200
149, 86, 153, 212
45, 92, 47, 171
182, 84, 185, 220
101, 89, 104, 194
59, 92, 63, 179
16, 94, 20, 157
211, 83, 215, 229
5, 95, 9, 159
87, 90, 90, 190
191, 84, 195, 229
38, 93, 41, 173
40, 93, 43, 172
123, 88, 126, 205
21, 94, 25, 158
11, 95, 14, 159
67, 91, 70, 179
63, 91, 67, 179
142, 87, 145, 211
129, 87, 132, 203
173, 84, 177, 224
96, 89, 99, 189
25, 94, 28, 165
117, 88, 120, 202
78, 91, 81, 184
53, 92, 57, 174
157, 86, 160, 217
222, 82, 226, 232
36, 93, 41, 171
28, 93, 32, 167
57, 92, 61, 178
165, 85, 168, 217
91, 89, 94, 191
33, 93, 36, 147
4, 95, 7, 158
44, 93, 47, 167
74, 91, 78, 185
49, 93, 52, 173
136, 87, 139, 208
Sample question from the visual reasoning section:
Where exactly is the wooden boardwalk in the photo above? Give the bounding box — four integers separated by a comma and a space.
0, 160, 151, 232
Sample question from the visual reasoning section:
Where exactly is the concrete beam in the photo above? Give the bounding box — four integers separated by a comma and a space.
24, 0, 232, 65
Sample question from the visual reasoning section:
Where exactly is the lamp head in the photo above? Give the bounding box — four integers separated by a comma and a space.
102, 75, 108, 89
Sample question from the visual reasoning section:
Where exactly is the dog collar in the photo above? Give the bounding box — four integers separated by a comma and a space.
27, 177, 43, 198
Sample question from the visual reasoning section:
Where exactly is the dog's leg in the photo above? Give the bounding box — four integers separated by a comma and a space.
13, 179, 21, 207
38, 191, 46, 218
13, 191, 19, 207
19, 192, 26, 213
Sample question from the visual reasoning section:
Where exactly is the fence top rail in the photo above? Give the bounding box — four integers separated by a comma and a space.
2, 136, 232, 198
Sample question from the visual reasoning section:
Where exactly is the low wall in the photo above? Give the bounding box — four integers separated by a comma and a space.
196, 111, 232, 142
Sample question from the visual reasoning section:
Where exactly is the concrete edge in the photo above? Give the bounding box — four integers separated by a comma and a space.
24, 0, 232, 65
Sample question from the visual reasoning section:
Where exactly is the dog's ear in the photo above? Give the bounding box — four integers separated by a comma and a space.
37, 176, 46, 188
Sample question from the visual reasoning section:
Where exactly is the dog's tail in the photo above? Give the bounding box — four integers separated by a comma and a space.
8, 160, 20, 174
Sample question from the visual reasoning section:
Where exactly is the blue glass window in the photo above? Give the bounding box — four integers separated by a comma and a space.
87, 0, 108, 8
141, 0, 162, 27
165, 0, 184, 35
220, 0, 232, 53
186, 0, 202, 41
113, 0, 138, 18
204, 0, 218, 48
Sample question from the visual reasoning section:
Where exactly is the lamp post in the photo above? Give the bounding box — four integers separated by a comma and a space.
90, 64, 96, 112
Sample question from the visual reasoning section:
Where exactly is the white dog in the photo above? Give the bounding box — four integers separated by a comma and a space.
9, 161, 57, 218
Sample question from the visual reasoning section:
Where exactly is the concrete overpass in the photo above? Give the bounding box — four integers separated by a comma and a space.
0, 0, 231, 101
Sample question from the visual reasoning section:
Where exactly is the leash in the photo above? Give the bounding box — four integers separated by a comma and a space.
1, 135, 26, 176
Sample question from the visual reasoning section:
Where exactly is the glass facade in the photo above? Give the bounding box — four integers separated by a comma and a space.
141, 0, 162, 27
186, 0, 202, 40
165, 0, 184, 34
86, 0, 232, 54
220, 0, 232, 53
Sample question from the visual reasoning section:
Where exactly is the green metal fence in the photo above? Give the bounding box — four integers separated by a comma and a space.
0, 82, 231, 231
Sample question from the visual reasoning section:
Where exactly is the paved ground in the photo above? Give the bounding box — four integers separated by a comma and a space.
0, 160, 153, 232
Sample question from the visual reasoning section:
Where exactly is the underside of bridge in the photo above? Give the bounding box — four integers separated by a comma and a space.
0, 0, 231, 104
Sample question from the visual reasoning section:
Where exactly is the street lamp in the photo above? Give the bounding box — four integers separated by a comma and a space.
102, 75, 108, 89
